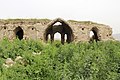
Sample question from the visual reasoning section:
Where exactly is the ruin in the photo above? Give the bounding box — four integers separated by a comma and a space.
0, 18, 114, 43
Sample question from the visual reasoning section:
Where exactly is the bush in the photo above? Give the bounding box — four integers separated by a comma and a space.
0, 39, 120, 80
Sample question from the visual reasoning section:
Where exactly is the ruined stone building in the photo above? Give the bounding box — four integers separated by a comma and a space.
0, 18, 113, 44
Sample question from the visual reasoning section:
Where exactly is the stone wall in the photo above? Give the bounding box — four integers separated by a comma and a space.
0, 18, 114, 43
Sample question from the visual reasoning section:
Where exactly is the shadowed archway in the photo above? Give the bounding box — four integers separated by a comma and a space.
90, 27, 99, 42
44, 18, 74, 44
14, 27, 24, 40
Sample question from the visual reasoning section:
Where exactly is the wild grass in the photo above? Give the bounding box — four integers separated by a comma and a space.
0, 38, 120, 80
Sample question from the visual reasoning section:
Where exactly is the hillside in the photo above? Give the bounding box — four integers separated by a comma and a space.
0, 39, 120, 80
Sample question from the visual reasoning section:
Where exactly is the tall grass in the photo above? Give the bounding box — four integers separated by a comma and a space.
0, 39, 120, 80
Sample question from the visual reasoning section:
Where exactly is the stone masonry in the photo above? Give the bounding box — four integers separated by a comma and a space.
0, 18, 114, 43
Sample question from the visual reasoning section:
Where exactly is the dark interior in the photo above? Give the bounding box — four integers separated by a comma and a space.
44, 20, 74, 44
14, 27, 24, 40
90, 27, 99, 42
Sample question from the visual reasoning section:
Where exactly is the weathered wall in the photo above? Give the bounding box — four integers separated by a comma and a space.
68, 20, 113, 42
0, 18, 114, 43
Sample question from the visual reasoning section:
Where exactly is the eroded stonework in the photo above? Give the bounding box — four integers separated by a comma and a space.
0, 18, 114, 43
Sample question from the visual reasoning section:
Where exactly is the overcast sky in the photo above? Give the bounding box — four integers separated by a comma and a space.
0, 0, 120, 34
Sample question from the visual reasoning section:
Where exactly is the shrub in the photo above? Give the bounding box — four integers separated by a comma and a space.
0, 39, 120, 80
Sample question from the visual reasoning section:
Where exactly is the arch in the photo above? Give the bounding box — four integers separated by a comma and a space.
48, 34, 51, 41
64, 34, 67, 42
14, 27, 24, 40
90, 27, 99, 42
53, 22, 62, 26
44, 18, 74, 44
54, 32, 61, 40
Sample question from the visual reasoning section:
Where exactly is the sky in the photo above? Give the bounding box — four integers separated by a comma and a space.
0, 0, 120, 34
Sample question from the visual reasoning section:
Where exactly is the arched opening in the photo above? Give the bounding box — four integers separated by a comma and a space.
48, 34, 51, 41
64, 34, 67, 42
54, 32, 61, 41
14, 27, 24, 40
53, 22, 62, 26
44, 18, 74, 44
90, 31, 94, 38
45, 33, 51, 42
90, 27, 99, 42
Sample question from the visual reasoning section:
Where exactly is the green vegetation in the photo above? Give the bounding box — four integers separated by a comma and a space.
0, 39, 120, 80
68, 20, 105, 26
0, 19, 51, 25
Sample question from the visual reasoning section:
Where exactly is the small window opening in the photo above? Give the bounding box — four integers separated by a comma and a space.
4, 26, 6, 29
32, 28, 34, 30
82, 28, 84, 30
53, 22, 62, 26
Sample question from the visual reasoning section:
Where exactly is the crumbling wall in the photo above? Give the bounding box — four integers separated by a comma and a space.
0, 18, 114, 43
68, 20, 114, 42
